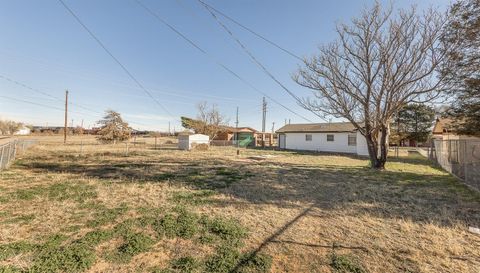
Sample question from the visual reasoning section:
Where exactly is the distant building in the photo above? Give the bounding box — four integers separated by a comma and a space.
213, 126, 275, 147
276, 122, 369, 156
432, 118, 480, 140
14, 126, 31, 135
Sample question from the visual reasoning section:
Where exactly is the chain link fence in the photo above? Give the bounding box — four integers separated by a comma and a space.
0, 139, 37, 171
429, 139, 480, 191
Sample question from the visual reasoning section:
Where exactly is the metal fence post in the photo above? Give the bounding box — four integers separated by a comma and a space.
5, 143, 11, 168
0, 145, 4, 170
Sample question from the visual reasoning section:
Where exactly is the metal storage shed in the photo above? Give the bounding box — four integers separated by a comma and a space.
178, 134, 210, 150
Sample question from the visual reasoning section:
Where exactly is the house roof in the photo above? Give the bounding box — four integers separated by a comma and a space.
222, 126, 258, 133
432, 118, 453, 134
276, 122, 358, 133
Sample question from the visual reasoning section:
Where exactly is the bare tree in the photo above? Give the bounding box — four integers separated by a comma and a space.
293, 2, 448, 169
0, 120, 23, 135
181, 102, 228, 140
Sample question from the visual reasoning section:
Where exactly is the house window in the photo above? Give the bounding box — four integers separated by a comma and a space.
327, 134, 334, 142
305, 134, 312, 141
348, 134, 357, 146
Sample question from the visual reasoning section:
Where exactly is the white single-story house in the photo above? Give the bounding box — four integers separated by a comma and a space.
178, 133, 210, 150
276, 122, 369, 156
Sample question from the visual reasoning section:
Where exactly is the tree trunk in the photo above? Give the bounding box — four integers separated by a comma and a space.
378, 124, 390, 169
365, 133, 382, 169
365, 127, 390, 170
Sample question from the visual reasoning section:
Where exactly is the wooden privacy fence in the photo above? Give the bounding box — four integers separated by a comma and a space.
0, 139, 37, 171
429, 139, 480, 191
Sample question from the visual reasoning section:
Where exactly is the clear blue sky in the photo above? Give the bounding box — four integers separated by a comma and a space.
0, 0, 451, 132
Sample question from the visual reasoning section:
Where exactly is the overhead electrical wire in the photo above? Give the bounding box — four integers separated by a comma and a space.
198, 1, 325, 121
196, 0, 303, 61
0, 74, 101, 114
0, 95, 95, 117
134, 0, 313, 123
57, 0, 175, 119
0, 76, 152, 128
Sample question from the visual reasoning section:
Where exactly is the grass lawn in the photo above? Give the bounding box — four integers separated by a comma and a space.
0, 136, 479, 273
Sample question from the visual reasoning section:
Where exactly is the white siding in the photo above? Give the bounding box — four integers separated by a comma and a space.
355, 131, 369, 156
284, 132, 362, 154
178, 134, 210, 150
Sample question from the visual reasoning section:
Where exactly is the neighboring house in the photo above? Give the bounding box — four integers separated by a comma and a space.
214, 127, 257, 144
276, 122, 369, 156
213, 126, 275, 147
432, 118, 480, 140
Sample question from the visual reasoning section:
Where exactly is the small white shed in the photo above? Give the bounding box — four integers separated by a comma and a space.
178, 134, 210, 150
14, 127, 31, 135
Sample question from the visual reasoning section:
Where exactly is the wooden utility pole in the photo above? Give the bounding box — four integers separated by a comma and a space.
235, 106, 239, 155
64, 90, 68, 144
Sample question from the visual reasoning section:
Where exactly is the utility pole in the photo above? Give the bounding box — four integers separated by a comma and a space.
64, 90, 68, 144
262, 97, 267, 147
271, 121, 275, 147
168, 121, 171, 136
81, 119, 84, 129
235, 106, 239, 155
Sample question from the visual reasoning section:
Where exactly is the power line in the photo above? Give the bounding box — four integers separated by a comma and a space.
197, 0, 303, 61
0, 95, 95, 117
0, 94, 150, 128
0, 74, 100, 114
57, 0, 174, 119
0, 74, 60, 102
134, 0, 313, 123
199, 1, 325, 122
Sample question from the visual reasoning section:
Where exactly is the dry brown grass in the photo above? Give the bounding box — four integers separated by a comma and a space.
0, 135, 479, 272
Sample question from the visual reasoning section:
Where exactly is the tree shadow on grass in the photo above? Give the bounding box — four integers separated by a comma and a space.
14, 153, 480, 228
11, 150, 480, 273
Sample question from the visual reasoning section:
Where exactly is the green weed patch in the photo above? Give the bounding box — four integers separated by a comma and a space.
0, 241, 36, 260
330, 253, 365, 273
86, 204, 128, 228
